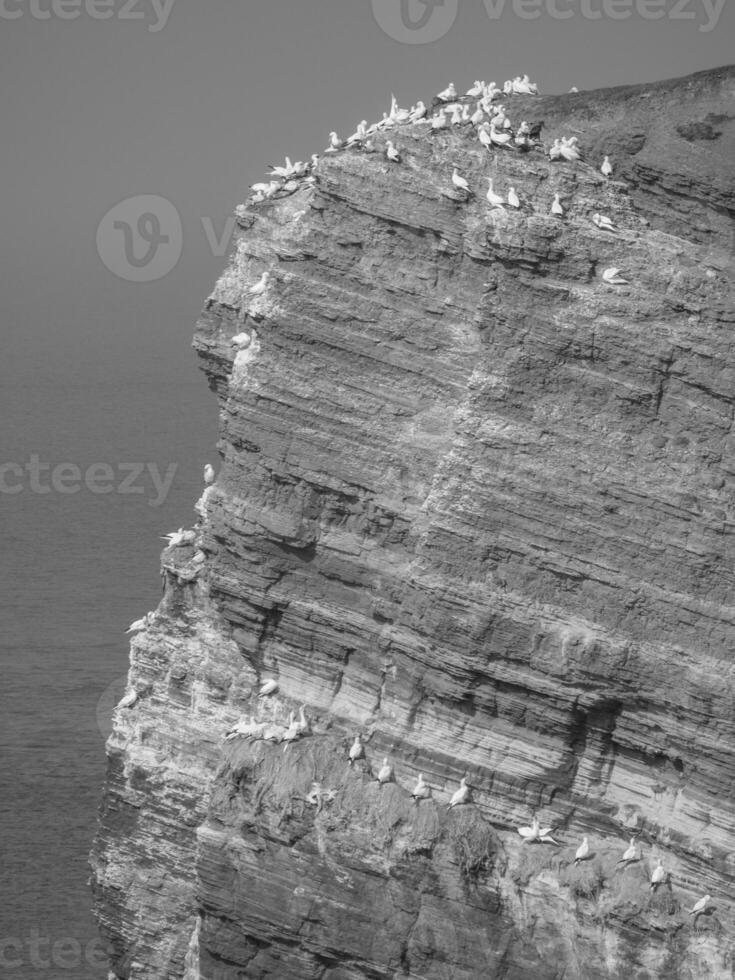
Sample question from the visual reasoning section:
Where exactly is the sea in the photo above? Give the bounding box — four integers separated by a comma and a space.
0, 378, 217, 979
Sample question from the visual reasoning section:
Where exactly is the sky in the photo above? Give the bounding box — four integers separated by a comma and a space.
0, 0, 733, 390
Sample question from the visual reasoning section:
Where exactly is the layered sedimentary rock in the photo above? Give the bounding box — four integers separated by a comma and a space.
92, 66, 735, 979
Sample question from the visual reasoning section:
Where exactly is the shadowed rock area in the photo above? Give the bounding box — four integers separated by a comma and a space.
92, 65, 735, 979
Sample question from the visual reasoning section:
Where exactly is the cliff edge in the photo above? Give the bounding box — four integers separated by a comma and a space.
92, 65, 735, 980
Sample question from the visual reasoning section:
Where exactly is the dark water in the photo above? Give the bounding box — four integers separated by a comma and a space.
0, 379, 216, 979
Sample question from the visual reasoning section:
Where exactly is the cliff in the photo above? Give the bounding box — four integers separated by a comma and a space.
91, 65, 735, 980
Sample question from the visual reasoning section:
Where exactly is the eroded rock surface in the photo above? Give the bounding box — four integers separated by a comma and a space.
92, 66, 735, 979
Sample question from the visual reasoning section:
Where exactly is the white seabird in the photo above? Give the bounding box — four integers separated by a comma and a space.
447, 776, 470, 808
203, 464, 215, 485
348, 734, 364, 766
470, 103, 486, 126
466, 80, 485, 97
126, 611, 153, 634
376, 757, 393, 785
294, 704, 310, 734
574, 836, 590, 864
385, 140, 401, 163
601, 155, 613, 177
437, 83, 457, 102
551, 193, 564, 216
248, 271, 269, 296
258, 678, 279, 697
689, 894, 711, 916
592, 212, 616, 232
411, 773, 432, 803
450, 105, 463, 126
486, 178, 505, 208
231, 331, 251, 348
478, 127, 492, 150
409, 101, 427, 123
118, 689, 139, 710
602, 267, 629, 285
431, 108, 448, 131
617, 838, 638, 865
650, 860, 666, 890
517, 815, 558, 844
451, 169, 471, 194
325, 131, 344, 152
507, 187, 520, 208
489, 124, 513, 147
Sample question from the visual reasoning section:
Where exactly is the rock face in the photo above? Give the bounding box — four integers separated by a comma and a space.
91, 66, 735, 980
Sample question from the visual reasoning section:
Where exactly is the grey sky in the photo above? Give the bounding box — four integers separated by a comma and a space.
0, 0, 732, 388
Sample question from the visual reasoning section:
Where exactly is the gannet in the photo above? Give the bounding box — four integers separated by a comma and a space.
409, 101, 427, 122
447, 777, 470, 808
231, 331, 251, 348
507, 187, 520, 208
347, 120, 368, 145
486, 82, 502, 101
486, 178, 505, 208
466, 80, 485, 97
650, 860, 666, 890
258, 678, 278, 697
348, 734, 364, 765
478, 127, 492, 150
549, 139, 563, 160
385, 140, 401, 163
503, 80, 513, 95
431, 108, 448, 131
203, 464, 215, 485
119, 689, 139, 709
551, 193, 564, 216
249, 271, 269, 295
126, 611, 153, 634
325, 131, 344, 152
490, 125, 513, 147
602, 267, 629, 285
377, 757, 393, 785
559, 137, 580, 162
450, 105, 463, 126
601, 155, 613, 177
437, 83, 457, 102
569, 86, 579, 93
574, 837, 590, 864
470, 103, 486, 126
617, 838, 638, 865
592, 213, 616, 232
161, 528, 196, 547
689, 894, 711, 916
517, 816, 558, 844
268, 157, 294, 178
411, 773, 432, 803
451, 169, 471, 194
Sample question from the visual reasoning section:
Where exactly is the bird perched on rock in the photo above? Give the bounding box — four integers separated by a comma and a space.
650, 860, 666, 890
411, 773, 432, 804
203, 464, 215, 485
385, 140, 401, 163
486, 178, 505, 208
126, 611, 153, 634
517, 816, 558, 844
451, 169, 471, 194
489, 124, 513, 147
602, 267, 629, 285
325, 131, 344, 153
431, 108, 448, 131
617, 838, 639, 865
231, 331, 251, 348
551, 193, 564, 216
447, 777, 471, 808
436, 82, 457, 103
601, 155, 613, 177
118, 688, 139, 710
478, 126, 493, 150
689, 894, 711, 916
348, 734, 364, 765
258, 678, 278, 697
409, 101, 427, 122
592, 212, 616, 232
507, 187, 520, 208
161, 528, 196, 548
574, 837, 590, 864
248, 271, 269, 296
376, 757, 393, 785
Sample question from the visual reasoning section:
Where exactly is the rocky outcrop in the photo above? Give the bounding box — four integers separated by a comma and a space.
92, 65, 735, 979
